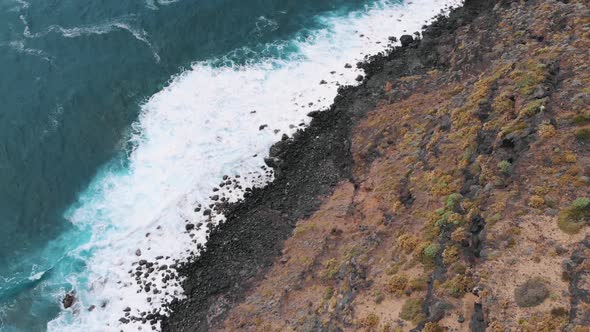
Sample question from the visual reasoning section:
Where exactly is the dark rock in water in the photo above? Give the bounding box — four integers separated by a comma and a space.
185, 224, 194, 231
203, 209, 211, 216
307, 110, 321, 118
400, 34, 414, 47
119, 318, 129, 324
269, 140, 288, 158
135, 249, 142, 256
259, 124, 268, 130
263, 157, 280, 168
88, 305, 96, 312
211, 195, 219, 201
344, 63, 352, 68
319, 80, 327, 85
123, 307, 131, 312
139, 260, 147, 266
355, 75, 364, 82
62, 292, 75, 309
388, 36, 398, 42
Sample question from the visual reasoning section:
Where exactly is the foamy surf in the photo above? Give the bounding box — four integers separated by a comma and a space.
46, 0, 462, 330
18, 14, 161, 62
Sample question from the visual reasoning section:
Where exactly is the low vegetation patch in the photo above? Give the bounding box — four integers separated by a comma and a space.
359, 313, 380, 328
558, 197, 590, 234
423, 322, 444, 332
400, 298, 425, 324
387, 274, 409, 295
514, 277, 549, 307
574, 127, 590, 141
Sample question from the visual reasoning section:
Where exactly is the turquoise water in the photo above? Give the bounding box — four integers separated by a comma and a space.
0, 0, 457, 330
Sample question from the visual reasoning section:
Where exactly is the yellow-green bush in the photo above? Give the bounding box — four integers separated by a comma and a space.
558, 198, 590, 234
400, 298, 425, 323
387, 274, 409, 295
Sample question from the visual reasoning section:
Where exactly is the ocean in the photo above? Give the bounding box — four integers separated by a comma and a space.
0, 0, 460, 330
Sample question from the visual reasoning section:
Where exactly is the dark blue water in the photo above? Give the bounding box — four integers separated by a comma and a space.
0, 0, 385, 330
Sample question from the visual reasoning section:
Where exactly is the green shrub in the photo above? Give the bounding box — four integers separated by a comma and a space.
374, 291, 384, 304
400, 298, 425, 323
423, 243, 440, 261
441, 275, 474, 298
520, 99, 546, 117
574, 127, 590, 141
550, 307, 568, 317
408, 276, 429, 292
498, 160, 512, 175
423, 322, 444, 332
387, 274, 409, 295
572, 113, 590, 125
323, 287, 334, 301
558, 198, 590, 234
359, 313, 380, 328
446, 193, 463, 210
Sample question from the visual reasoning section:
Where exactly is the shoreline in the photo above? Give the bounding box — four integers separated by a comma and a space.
160, 1, 495, 331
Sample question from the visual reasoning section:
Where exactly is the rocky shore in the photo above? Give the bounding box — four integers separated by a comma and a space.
161, 0, 590, 331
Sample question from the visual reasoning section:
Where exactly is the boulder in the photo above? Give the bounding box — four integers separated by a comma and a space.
400, 34, 414, 47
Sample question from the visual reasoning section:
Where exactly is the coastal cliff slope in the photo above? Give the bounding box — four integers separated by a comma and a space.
164, 0, 590, 331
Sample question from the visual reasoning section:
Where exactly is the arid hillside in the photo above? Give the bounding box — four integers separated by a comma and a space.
216, 0, 590, 331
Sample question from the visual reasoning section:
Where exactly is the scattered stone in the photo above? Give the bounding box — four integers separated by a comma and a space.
533, 85, 547, 99
135, 249, 142, 257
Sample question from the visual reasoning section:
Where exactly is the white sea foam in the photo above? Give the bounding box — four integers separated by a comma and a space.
47, 0, 462, 331
18, 14, 161, 62
145, 0, 182, 10
0, 40, 54, 63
